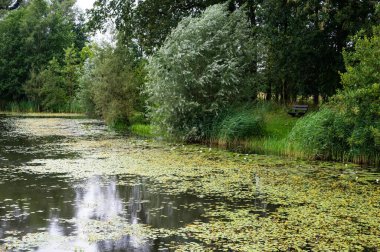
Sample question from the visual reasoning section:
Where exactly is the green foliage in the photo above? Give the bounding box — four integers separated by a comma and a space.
0, 0, 85, 101
214, 109, 265, 142
336, 25, 380, 157
89, 0, 227, 55
288, 108, 352, 160
146, 4, 256, 142
24, 44, 84, 112
259, 0, 379, 102
35, 58, 68, 112
79, 43, 146, 126
287, 25, 380, 164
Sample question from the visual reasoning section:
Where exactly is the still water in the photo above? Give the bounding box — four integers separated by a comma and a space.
0, 116, 212, 251
1, 116, 379, 251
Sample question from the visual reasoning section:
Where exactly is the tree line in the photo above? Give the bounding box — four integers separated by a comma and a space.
0, 0, 379, 162
89, 0, 379, 104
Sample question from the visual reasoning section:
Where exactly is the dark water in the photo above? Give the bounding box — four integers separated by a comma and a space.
0, 116, 274, 251
0, 117, 191, 251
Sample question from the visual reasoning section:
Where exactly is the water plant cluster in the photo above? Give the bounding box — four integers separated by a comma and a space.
2, 118, 378, 251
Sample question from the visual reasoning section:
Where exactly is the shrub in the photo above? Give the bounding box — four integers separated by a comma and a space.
145, 4, 256, 142
215, 109, 265, 142
288, 108, 353, 160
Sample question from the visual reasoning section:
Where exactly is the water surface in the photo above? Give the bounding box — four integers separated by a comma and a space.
0, 116, 379, 251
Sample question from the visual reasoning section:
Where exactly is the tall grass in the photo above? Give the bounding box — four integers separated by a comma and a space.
3, 101, 40, 113
209, 102, 295, 153
1, 100, 84, 114
130, 124, 154, 137
206, 102, 379, 166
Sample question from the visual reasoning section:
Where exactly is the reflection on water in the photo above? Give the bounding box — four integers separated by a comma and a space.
0, 170, 207, 251
0, 171, 205, 251
0, 116, 205, 251
0, 116, 274, 251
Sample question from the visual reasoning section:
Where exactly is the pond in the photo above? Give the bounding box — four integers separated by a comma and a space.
0, 116, 379, 251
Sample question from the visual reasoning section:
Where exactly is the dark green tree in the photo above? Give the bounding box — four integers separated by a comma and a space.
0, 0, 87, 102
88, 0, 234, 54
259, 0, 379, 104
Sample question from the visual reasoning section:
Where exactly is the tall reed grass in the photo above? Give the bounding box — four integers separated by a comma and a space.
207, 103, 379, 166
1, 100, 84, 113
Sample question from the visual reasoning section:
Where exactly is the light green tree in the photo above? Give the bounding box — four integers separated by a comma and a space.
145, 4, 256, 141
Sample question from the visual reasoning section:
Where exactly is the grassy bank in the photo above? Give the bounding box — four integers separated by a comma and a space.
128, 103, 379, 166
0, 100, 84, 114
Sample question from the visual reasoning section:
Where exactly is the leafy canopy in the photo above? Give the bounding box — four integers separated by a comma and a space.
145, 4, 256, 141
0, 0, 83, 101
336, 25, 380, 155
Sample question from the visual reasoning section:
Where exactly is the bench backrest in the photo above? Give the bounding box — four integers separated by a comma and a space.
292, 105, 309, 111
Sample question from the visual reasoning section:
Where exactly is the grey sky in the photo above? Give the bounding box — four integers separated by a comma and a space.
75, 0, 95, 10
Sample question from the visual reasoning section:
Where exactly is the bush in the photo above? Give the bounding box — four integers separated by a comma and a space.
215, 109, 265, 142
145, 4, 256, 142
288, 108, 353, 160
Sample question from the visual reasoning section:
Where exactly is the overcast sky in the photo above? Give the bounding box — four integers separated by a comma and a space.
75, 0, 95, 10
75, 0, 114, 43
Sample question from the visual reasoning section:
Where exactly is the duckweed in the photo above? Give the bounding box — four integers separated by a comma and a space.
1, 117, 379, 251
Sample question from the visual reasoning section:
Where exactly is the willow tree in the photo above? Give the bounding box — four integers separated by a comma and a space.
145, 4, 256, 141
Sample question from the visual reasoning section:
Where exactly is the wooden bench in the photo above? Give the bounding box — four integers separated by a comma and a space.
288, 105, 309, 117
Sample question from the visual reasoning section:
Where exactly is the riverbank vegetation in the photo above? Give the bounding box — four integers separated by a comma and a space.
0, 0, 379, 164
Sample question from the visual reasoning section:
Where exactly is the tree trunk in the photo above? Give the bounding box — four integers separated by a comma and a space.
313, 93, 319, 106
266, 82, 272, 101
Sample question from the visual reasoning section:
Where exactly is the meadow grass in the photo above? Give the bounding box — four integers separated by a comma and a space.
130, 124, 154, 138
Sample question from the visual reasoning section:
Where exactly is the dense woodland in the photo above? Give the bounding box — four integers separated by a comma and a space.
0, 0, 379, 163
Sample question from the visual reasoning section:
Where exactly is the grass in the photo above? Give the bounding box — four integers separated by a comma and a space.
209, 103, 299, 157
130, 124, 154, 138
0, 100, 84, 114
2, 101, 39, 113
209, 104, 380, 165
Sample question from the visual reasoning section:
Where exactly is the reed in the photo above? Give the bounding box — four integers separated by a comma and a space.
207, 104, 379, 166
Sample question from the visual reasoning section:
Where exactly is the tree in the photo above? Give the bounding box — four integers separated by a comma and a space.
289, 25, 380, 163
258, 0, 379, 103
88, 0, 231, 54
336, 25, 380, 157
25, 44, 89, 112
145, 4, 256, 141
0, 0, 86, 102
78, 43, 146, 125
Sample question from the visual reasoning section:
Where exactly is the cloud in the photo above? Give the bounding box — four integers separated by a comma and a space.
75, 0, 95, 10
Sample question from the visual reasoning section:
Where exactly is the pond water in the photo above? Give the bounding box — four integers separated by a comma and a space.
0, 117, 207, 251
0, 116, 379, 251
